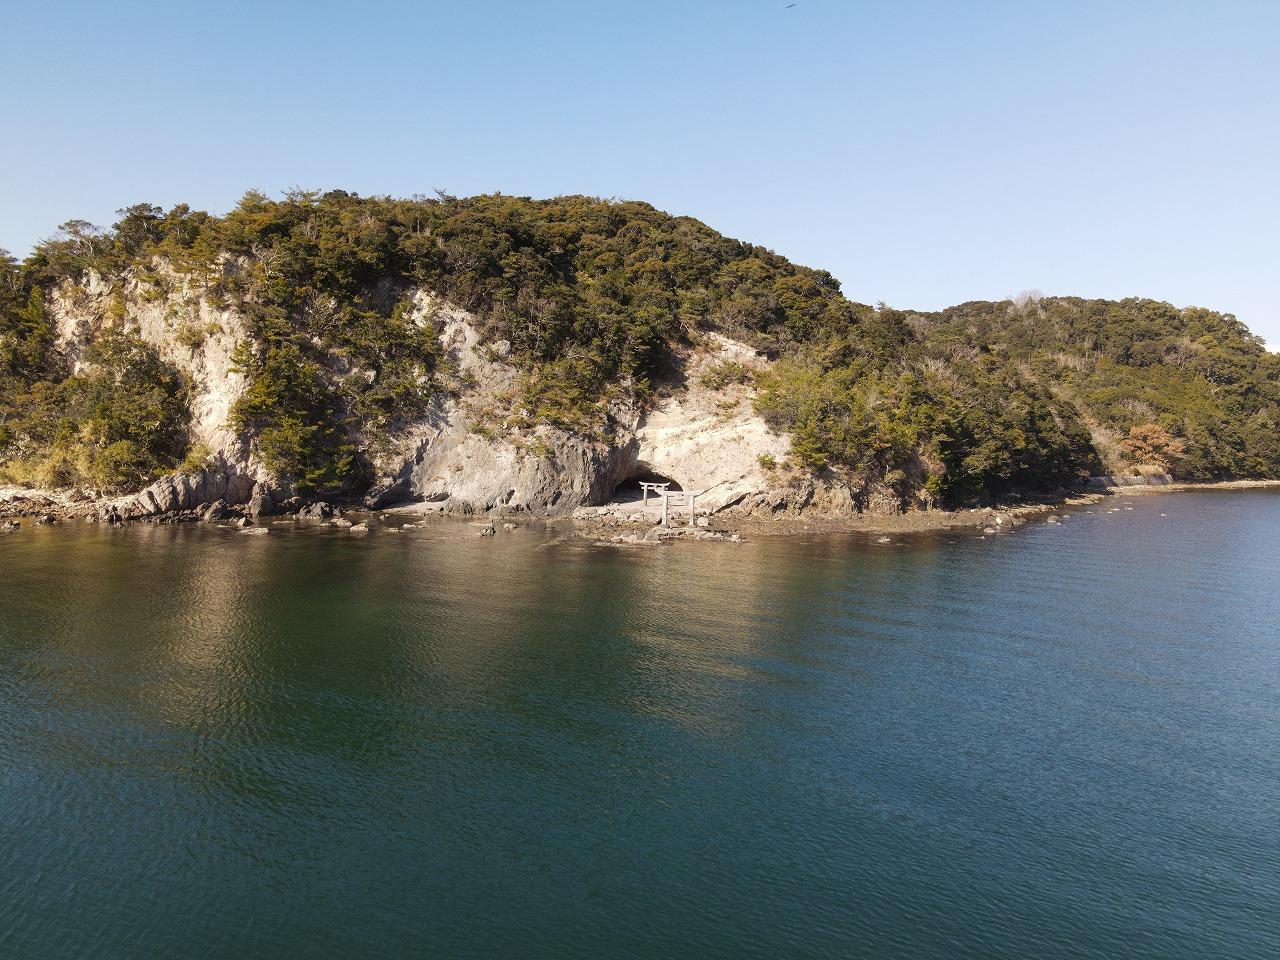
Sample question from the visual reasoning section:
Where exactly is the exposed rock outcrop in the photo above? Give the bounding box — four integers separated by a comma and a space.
246, 485, 277, 519
1085, 473, 1174, 490
628, 333, 789, 513
49, 266, 256, 476
49, 267, 266, 521
202, 500, 231, 522
101, 469, 255, 521
360, 317, 799, 519
39, 282, 812, 522
360, 297, 640, 515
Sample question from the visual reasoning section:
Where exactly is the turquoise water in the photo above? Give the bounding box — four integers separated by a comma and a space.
1, 491, 1278, 959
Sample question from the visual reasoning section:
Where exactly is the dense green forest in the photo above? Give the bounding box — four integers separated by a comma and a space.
1, 191, 1277, 502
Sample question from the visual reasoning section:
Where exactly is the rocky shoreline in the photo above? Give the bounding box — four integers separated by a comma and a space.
7, 478, 1274, 542
18, 272, 1273, 547
562, 478, 1280, 544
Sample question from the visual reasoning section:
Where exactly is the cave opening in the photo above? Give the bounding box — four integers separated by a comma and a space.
610, 467, 682, 505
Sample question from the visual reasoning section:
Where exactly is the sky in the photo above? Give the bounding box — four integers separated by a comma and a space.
2, 0, 1278, 344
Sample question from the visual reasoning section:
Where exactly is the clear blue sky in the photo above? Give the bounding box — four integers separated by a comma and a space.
3, 0, 1277, 342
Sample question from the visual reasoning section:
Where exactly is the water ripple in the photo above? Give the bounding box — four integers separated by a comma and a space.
1, 493, 1278, 958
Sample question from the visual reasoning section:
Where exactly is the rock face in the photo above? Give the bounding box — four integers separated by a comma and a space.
202, 500, 231, 522
1085, 473, 1174, 490
361, 297, 641, 515
367, 397, 633, 514
628, 333, 789, 513
246, 486, 276, 519
101, 469, 255, 521
42, 280, 832, 521
362, 312, 796, 518
50, 266, 256, 476
51, 267, 264, 520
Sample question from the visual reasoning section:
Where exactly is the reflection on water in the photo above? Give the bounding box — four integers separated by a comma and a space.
2, 492, 1280, 959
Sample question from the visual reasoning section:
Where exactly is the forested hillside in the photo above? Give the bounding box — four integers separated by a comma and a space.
2, 191, 1277, 507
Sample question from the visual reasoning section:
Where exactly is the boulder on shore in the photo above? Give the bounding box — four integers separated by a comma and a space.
202, 500, 232, 522
247, 486, 276, 519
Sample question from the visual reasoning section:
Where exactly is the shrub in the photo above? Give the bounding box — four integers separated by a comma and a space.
174, 322, 206, 349
0, 332, 190, 492
700, 360, 753, 390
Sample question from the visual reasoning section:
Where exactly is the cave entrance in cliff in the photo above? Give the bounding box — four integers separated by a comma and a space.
611, 467, 681, 506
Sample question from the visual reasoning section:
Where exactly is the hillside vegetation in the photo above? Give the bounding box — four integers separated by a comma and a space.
2, 191, 1277, 504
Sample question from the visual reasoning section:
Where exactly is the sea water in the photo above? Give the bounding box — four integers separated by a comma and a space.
1, 491, 1278, 958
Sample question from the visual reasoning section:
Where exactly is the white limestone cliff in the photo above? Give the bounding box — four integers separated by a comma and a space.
43, 274, 801, 519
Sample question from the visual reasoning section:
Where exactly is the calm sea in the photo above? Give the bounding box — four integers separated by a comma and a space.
1, 490, 1278, 959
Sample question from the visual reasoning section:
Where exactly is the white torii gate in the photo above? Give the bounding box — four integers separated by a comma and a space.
639, 481, 670, 505
657, 488, 704, 527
